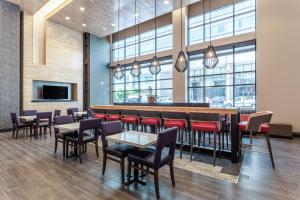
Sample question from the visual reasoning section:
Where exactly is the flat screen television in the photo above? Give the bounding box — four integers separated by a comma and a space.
43, 85, 68, 100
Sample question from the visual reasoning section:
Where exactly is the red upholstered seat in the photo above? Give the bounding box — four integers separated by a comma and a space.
122, 115, 139, 124
141, 118, 160, 126
239, 121, 270, 133
106, 114, 121, 121
164, 119, 186, 129
191, 122, 219, 132
93, 114, 106, 120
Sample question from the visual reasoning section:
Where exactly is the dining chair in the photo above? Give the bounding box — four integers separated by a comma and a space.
239, 111, 275, 168
121, 110, 139, 131
190, 112, 221, 166
87, 109, 93, 119
67, 108, 79, 122
162, 111, 187, 159
127, 127, 178, 199
65, 118, 101, 163
10, 113, 26, 139
23, 110, 37, 116
32, 112, 52, 136
139, 110, 162, 134
101, 121, 135, 184
53, 115, 75, 157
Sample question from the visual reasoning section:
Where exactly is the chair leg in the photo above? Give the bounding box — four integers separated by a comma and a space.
190, 130, 194, 161
63, 140, 66, 158
78, 144, 82, 163
16, 129, 19, 139
250, 130, 253, 144
54, 137, 58, 153
170, 160, 175, 186
66, 141, 69, 158
49, 126, 52, 137
264, 133, 275, 169
102, 152, 107, 175
95, 140, 99, 157
127, 160, 132, 188
120, 158, 125, 184
213, 132, 217, 167
154, 170, 160, 199
12, 128, 15, 138
180, 128, 183, 159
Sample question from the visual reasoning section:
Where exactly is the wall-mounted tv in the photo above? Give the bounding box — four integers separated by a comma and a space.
42, 85, 68, 100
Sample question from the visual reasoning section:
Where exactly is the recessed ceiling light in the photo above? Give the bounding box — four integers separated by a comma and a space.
164, 0, 169, 4
102, 27, 107, 31
111, 23, 115, 27
65, 16, 70, 20
82, 23, 87, 27
80, 7, 85, 11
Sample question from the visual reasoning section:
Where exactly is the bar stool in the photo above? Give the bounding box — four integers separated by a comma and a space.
121, 110, 139, 131
189, 112, 220, 166
105, 109, 121, 121
239, 111, 275, 169
162, 111, 187, 159
139, 110, 161, 134
93, 109, 107, 121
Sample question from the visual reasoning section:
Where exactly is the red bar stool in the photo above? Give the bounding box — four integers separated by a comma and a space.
189, 112, 220, 166
239, 111, 275, 169
93, 109, 107, 121
105, 109, 121, 121
121, 110, 139, 131
139, 110, 161, 134
162, 111, 187, 159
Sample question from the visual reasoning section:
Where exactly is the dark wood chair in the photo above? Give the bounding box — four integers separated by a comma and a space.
23, 110, 37, 116
32, 112, 52, 136
127, 127, 178, 199
65, 118, 101, 163
67, 108, 80, 122
10, 113, 26, 139
87, 109, 93, 119
53, 115, 76, 157
101, 121, 135, 184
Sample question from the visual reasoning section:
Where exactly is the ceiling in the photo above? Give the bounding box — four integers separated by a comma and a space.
8, 0, 200, 38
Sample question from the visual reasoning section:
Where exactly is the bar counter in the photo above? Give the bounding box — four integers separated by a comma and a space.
92, 105, 240, 163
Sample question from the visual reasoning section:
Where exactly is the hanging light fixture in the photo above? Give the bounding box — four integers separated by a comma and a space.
130, 0, 141, 77
175, 0, 188, 72
203, 0, 219, 69
113, 0, 124, 79
149, 0, 161, 75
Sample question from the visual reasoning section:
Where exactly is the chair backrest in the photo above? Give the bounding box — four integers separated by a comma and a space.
36, 112, 52, 126
189, 112, 220, 122
10, 113, 19, 127
105, 109, 120, 115
54, 110, 61, 117
138, 110, 161, 118
78, 118, 101, 142
121, 109, 138, 116
87, 109, 93, 119
153, 127, 178, 170
67, 109, 76, 120
53, 115, 74, 135
23, 110, 37, 116
69, 108, 79, 112
161, 111, 187, 120
246, 111, 273, 132
101, 121, 122, 148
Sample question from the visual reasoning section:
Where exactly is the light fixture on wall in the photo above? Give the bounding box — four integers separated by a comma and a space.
149, 0, 161, 75
174, 0, 188, 72
203, 0, 219, 69
130, 0, 141, 77
113, 0, 124, 79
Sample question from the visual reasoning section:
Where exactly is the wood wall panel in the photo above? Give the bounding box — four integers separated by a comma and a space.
23, 12, 83, 114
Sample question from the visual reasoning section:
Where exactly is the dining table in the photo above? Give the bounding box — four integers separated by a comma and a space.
19, 115, 36, 122
54, 122, 80, 132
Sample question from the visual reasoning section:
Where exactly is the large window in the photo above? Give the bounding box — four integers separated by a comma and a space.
112, 58, 173, 103
112, 25, 173, 62
188, 44, 256, 110
188, 0, 255, 45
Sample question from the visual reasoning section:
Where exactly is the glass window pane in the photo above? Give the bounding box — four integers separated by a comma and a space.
235, 0, 255, 15
140, 81, 155, 90
125, 90, 140, 103
189, 59, 204, 76
235, 47, 255, 72
234, 72, 255, 85
157, 25, 172, 36
205, 17, 233, 41
189, 88, 204, 102
126, 44, 138, 59
140, 67, 155, 81
205, 86, 233, 108
157, 79, 172, 89
157, 35, 172, 51
205, 74, 233, 86
157, 63, 172, 80
189, 26, 204, 45
189, 15, 204, 28
157, 89, 172, 103
125, 69, 139, 83
205, 5, 233, 23
113, 91, 124, 103
140, 39, 155, 55
234, 85, 256, 110
140, 30, 154, 41
189, 77, 204, 88
235, 11, 255, 35
112, 83, 124, 91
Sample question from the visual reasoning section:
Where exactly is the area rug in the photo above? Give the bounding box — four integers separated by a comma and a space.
173, 154, 240, 184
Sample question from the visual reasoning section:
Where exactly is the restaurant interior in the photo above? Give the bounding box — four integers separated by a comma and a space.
0, 0, 300, 199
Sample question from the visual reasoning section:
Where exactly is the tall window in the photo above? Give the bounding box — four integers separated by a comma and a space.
112, 58, 173, 103
112, 25, 173, 62
188, 43, 256, 110
188, 0, 255, 45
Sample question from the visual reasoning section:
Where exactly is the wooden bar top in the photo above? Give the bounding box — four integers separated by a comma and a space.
92, 105, 238, 115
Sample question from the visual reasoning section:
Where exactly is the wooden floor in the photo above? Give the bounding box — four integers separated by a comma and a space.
0, 132, 300, 200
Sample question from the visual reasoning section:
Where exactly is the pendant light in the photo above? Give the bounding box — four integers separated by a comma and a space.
149, 0, 161, 75
203, 0, 219, 69
113, 0, 124, 79
130, 0, 141, 77
175, 0, 188, 72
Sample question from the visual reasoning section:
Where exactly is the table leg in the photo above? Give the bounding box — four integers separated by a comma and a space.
230, 113, 240, 163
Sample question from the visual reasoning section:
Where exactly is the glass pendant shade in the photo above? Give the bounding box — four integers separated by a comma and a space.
175, 51, 188, 72
203, 45, 219, 69
131, 60, 141, 77
149, 56, 161, 75
113, 64, 124, 79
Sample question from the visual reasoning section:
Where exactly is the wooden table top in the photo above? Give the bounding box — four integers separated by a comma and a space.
92, 105, 238, 115
106, 131, 158, 148
54, 122, 80, 131
74, 111, 87, 116
19, 116, 36, 121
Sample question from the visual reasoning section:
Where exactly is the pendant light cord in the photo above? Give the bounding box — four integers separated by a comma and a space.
135, 0, 137, 60
209, 0, 212, 45
180, 0, 183, 51
117, 0, 120, 64
154, 0, 157, 56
